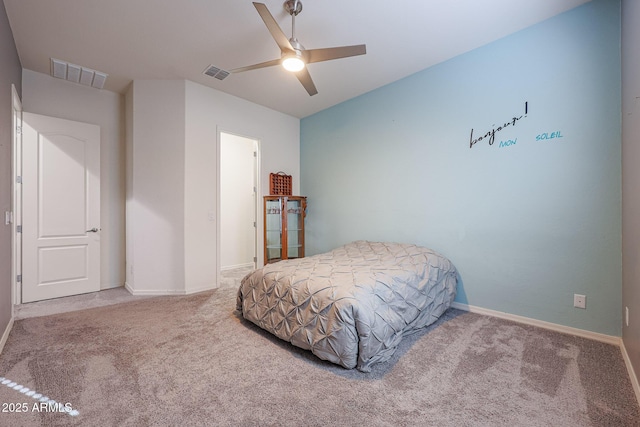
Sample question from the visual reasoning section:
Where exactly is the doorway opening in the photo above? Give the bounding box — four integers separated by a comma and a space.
218, 131, 259, 289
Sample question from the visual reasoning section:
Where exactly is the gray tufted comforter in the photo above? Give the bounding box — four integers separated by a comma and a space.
236, 241, 458, 372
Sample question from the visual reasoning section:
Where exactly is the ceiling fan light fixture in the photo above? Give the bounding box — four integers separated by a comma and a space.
282, 55, 305, 72
230, 2, 365, 96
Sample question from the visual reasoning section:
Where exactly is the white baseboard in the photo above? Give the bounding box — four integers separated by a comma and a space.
450, 302, 620, 346
184, 284, 218, 295
0, 317, 14, 355
450, 302, 640, 406
124, 282, 217, 296
101, 282, 124, 290
125, 282, 182, 296
620, 340, 640, 406
221, 263, 254, 271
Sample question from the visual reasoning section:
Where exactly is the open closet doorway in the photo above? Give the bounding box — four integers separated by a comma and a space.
219, 132, 259, 287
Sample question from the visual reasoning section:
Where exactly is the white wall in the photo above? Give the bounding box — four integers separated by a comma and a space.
127, 80, 186, 294
125, 84, 134, 289
183, 82, 216, 293
621, 0, 640, 387
22, 69, 125, 290
221, 133, 256, 270
127, 79, 299, 294
184, 80, 299, 272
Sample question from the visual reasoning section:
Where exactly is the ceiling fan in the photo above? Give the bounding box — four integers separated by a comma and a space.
231, 1, 367, 96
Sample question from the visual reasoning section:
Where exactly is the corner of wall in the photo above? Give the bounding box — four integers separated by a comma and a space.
0, 316, 14, 355
621, 339, 640, 406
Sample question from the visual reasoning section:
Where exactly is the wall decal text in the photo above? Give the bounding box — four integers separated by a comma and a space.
499, 138, 517, 148
536, 131, 563, 141
469, 102, 528, 149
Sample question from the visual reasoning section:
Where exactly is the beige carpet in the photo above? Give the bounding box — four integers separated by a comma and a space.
0, 287, 638, 426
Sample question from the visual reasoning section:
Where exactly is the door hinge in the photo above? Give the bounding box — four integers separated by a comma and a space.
16, 176, 22, 184
253, 221, 257, 228
253, 257, 257, 263
16, 125, 22, 135
253, 151, 257, 157
16, 225, 22, 233
16, 274, 21, 283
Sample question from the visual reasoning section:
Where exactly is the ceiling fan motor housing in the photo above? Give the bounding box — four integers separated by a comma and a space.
288, 38, 304, 52
284, 0, 303, 16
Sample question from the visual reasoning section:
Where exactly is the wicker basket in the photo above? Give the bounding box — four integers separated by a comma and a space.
269, 172, 292, 195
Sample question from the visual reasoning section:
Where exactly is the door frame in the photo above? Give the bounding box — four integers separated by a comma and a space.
216, 128, 261, 287
11, 84, 22, 306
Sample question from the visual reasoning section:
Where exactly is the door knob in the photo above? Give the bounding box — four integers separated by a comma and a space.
86, 228, 99, 233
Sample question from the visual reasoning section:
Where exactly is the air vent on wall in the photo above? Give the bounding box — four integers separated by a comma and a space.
203, 65, 230, 80
50, 58, 108, 89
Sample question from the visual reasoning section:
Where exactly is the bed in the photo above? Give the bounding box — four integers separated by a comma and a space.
236, 241, 458, 372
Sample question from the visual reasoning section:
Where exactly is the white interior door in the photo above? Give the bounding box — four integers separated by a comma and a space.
22, 112, 100, 303
220, 132, 257, 270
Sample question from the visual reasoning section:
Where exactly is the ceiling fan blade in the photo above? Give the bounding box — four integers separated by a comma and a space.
304, 44, 367, 64
295, 67, 318, 96
231, 58, 281, 73
253, 2, 293, 52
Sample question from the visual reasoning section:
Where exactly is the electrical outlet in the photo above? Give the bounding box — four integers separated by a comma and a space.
574, 294, 586, 309
626, 306, 629, 327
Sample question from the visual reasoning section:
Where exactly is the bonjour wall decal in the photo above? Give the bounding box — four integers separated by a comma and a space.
469, 102, 528, 149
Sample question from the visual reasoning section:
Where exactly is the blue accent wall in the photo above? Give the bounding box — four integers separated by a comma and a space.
300, 0, 622, 335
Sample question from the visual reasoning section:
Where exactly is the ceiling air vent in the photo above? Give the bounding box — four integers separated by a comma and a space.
203, 65, 230, 80
50, 58, 108, 89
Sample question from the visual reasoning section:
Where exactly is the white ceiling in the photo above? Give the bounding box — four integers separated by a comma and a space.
3, 0, 590, 118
